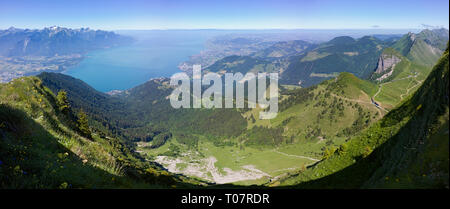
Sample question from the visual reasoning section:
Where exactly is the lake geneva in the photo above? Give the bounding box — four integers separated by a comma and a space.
64, 30, 216, 92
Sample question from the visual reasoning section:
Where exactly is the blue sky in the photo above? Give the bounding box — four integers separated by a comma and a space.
0, 0, 448, 30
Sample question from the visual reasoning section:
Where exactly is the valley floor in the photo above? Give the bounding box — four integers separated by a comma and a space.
137, 137, 344, 185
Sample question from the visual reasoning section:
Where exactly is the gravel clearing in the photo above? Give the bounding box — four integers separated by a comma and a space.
155, 155, 269, 184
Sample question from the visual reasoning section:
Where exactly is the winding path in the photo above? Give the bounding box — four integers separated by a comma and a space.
272, 149, 320, 162
372, 72, 420, 110
400, 76, 423, 100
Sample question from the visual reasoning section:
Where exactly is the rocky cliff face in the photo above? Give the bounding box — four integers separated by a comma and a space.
408, 32, 416, 42
375, 53, 401, 74
374, 52, 401, 81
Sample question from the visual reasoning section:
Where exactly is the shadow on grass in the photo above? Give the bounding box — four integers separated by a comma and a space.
0, 104, 189, 189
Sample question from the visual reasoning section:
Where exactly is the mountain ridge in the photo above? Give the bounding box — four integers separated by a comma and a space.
0, 26, 133, 57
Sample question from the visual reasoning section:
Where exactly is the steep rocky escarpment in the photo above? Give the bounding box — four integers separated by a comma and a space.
373, 51, 401, 81
375, 53, 401, 74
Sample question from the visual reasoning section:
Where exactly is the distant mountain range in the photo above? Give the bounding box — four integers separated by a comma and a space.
0, 26, 133, 57
206, 28, 449, 87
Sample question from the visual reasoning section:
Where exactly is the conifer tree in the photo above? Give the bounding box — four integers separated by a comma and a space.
77, 109, 91, 138
57, 90, 70, 113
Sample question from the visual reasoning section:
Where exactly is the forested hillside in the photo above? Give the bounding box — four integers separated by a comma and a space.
38, 73, 248, 147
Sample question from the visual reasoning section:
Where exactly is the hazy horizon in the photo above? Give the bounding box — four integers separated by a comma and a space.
1, 0, 448, 30
1, 26, 435, 30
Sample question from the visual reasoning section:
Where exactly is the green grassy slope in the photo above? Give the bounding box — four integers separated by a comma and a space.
407, 39, 443, 66
0, 77, 199, 188
273, 45, 449, 188
329, 72, 378, 98
392, 32, 415, 56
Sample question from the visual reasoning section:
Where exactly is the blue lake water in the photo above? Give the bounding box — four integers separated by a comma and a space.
64, 30, 218, 92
